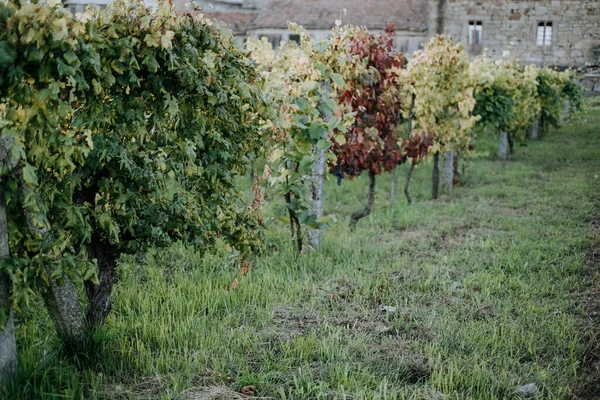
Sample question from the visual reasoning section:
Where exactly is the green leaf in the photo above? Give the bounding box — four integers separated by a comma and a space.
301, 81, 318, 93
22, 164, 38, 187
314, 62, 327, 76
334, 134, 346, 145
63, 51, 78, 65
309, 122, 324, 140
295, 140, 311, 154
327, 117, 338, 132
316, 139, 331, 152
0, 306, 9, 331
0, 41, 17, 65
331, 73, 345, 88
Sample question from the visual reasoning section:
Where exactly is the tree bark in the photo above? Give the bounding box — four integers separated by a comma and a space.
507, 133, 514, 154
404, 163, 414, 205
41, 275, 87, 345
284, 191, 302, 254
0, 187, 17, 385
498, 131, 508, 161
442, 150, 454, 193
306, 135, 327, 251
84, 231, 119, 328
401, 93, 416, 206
18, 183, 86, 344
432, 152, 440, 199
531, 119, 539, 140
349, 170, 376, 228
284, 163, 303, 254
453, 152, 461, 185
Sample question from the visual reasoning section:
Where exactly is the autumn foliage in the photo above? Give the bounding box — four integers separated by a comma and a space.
331, 24, 406, 178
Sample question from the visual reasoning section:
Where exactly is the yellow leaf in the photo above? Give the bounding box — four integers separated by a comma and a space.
160, 30, 175, 50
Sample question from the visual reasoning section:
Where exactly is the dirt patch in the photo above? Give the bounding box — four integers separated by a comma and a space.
270, 305, 323, 341
373, 339, 432, 384
97, 375, 256, 400
180, 386, 269, 400
432, 223, 504, 249
574, 196, 600, 399
395, 227, 430, 242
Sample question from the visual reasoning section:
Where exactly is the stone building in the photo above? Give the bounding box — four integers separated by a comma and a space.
64, 0, 157, 14
64, 0, 600, 69
175, 0, 430, 53
428, 0, 600, 68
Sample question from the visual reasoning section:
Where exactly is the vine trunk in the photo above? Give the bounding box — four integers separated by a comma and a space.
350, 171, 376, 228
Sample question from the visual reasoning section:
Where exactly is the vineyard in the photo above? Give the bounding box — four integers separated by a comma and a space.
0, 0, 598, 399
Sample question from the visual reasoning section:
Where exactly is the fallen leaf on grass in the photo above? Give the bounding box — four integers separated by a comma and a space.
240, 385, 256, 396
241, 260, 250, 276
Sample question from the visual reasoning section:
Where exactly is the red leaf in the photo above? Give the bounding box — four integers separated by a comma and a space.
240, 385, 256, 396
241, 260, 250, 276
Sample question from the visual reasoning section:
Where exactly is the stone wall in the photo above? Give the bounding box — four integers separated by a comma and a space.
580, 72, 600, 96
429, 0, 600, 68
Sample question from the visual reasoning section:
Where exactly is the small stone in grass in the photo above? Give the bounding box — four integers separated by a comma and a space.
374, 324, 390, 333
518, 383, 540, 398
380, 305, 396, 312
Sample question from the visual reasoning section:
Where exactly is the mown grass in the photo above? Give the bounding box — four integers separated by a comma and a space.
5, 100, 600, 399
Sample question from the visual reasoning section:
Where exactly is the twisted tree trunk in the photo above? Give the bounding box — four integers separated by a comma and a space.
18, 183, 86, 344
403, 94, 416, 205
306, 133, 327, 251
404, 163, 415, 205
84, 231, 119, 328
432, 152, 440, 199
507, 133, 514, 154
453, 152, 461, 185
349, 170, 376, 228
442, 150, 454, 193
284, 191, 302, 254
531, 119, 540, 140
0, 188, 17, 385
564, 99, 570, 121
498, 131, 508, 161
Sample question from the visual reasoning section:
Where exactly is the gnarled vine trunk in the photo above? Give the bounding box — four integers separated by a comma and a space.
432, 152, 440, 199
498, 131, 508, 161
41, 276, 87, 345
284, 163, 303, 253
306, 132, 327, 251
404, 163, 415, 205
85, 231, 119, 328
453, 152, 461, 185
349, 170, 376, 228
403, 94, 416, 205
442, 150, 454, 192
507, 133, 514, 154
18, 183, 86, 344
531, 119, 540, 140
0, 189, 17, 385
564, 99, 570, 121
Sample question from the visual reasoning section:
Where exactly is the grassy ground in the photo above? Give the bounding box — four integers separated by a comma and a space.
6, 100, 600, 399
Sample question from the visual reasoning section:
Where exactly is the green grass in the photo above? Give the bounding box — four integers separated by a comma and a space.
6, 100, 600, 399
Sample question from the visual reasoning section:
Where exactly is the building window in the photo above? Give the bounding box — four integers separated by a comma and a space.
537, 22, 552, 46
288, 34, 300, 45
264, 34, 281, 49
468, 21, 482, 45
